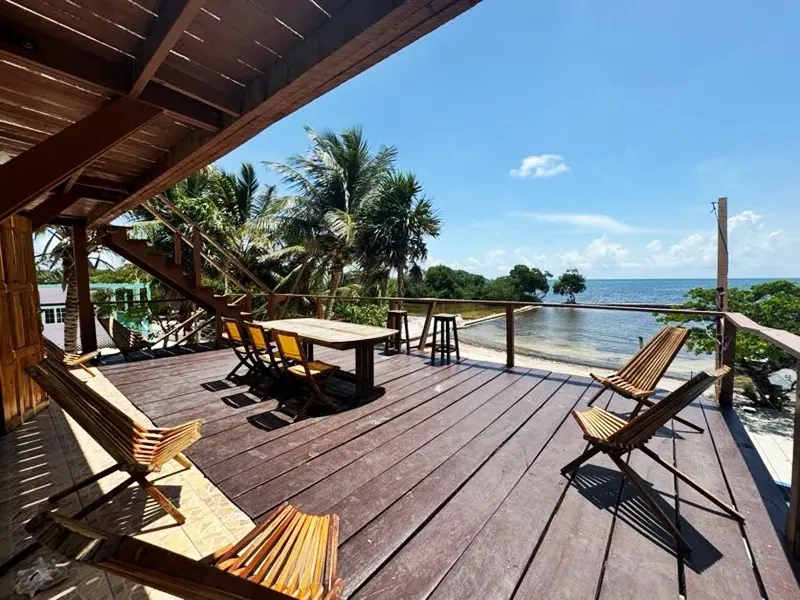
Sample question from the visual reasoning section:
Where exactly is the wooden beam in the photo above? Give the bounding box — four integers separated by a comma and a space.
27, 192, 82, 230
719, 318, 736, 406
789, 370, 800, 558
131, 0, 206, 97
0, 17, 229, 129
91, 0, 480, 225
506, 304, 515, 368
0, 97, 163, 223
72, 224, 97, 353
715, 197, 729, 403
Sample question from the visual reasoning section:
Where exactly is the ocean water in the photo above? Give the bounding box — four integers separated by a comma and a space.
459, 278, 798, 379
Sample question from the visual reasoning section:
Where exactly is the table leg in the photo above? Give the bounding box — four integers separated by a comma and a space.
303, 341, 314, 361
355, 345, 375, 395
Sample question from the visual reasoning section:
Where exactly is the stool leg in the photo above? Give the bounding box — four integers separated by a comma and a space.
452, 320, 460, 361
440, 321, 445, 364
385, 313, 391, 354
445, 323, 451, 364
404, 314, 410, 354
430, 320, 438, 364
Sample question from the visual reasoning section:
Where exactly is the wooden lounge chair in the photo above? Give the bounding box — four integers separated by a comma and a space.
562, 367, 741, 553
43, 336, 100, 376
244, 321, 285, 381
26, 357, 201, 524
26, 503, 343, 600
98, 315, 154, 360
587, 326, 699, 431
272, 329, 340, 421
221, 317, 258, 380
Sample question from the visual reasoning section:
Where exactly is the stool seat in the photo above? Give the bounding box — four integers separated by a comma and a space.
430, 313, 460, 365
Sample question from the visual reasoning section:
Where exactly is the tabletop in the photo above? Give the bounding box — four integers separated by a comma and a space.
256, 318, 398, 350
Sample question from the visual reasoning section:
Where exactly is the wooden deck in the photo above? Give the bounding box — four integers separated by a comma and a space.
100, 348, 800, 599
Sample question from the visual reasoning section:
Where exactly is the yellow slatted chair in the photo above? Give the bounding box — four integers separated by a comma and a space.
26, 503, 343, 600
587, 326, 700, 431
244, 321, 284, 380
272, 329, 340, 421
562, 367, 741, 553
26, 357, 201, 524
221, 317, 258, 380
98, 315, 154, 360
43, 336, 100, 376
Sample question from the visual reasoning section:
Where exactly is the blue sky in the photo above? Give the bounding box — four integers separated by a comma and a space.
217, 0, 800, 279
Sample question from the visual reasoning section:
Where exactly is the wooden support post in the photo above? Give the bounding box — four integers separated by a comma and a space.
0, 97, 163, 222
267, 293, 277, 320
719, 318, 736, 406
173, 231, 182, 267
214, 313, 223, 348
71, 224, 97, 353
315, 297, 325, 320
191, 227, 202, 288
715, 197, 729, 402
418, 301, 437, 350
789, 368, 800, 558
506, 304, 515, 369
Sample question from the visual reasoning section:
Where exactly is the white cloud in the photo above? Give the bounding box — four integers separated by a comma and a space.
510, 154, 569, 178
558, 236, 642, 271
517, 212, 649, 234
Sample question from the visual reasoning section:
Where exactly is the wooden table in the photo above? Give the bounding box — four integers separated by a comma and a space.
256, 318, 398, 395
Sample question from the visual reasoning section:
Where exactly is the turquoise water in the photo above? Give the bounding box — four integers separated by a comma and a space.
459, 278, 798, 379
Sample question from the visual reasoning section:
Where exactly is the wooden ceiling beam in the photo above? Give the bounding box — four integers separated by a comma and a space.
92, 0, 479, 225
131, 0, 207, 97
0, 96, 163, 223
26, 192, 82, 229
0, 18, 232, 130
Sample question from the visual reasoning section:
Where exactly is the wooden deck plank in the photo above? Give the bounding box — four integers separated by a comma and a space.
346, 376, 592, 599
427, 387, 614, 600
290, 368, 548, 515
700, 396, 800, 599
232, 366, 507, 516
198, 362, 475, 477
675, 399, 762, 598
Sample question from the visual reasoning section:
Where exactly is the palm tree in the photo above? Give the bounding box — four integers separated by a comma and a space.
358, 171, 441, 298
268, 126, 396, 317
36, 227, 111, 352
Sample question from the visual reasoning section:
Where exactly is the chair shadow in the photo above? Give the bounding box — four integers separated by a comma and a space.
202, 379, 236, 392
570, 463, 724, 573
247, 411, 293, 432
221, 392, 262, 409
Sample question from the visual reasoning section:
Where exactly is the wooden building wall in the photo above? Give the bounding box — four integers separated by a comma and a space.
0, 216, 45, 433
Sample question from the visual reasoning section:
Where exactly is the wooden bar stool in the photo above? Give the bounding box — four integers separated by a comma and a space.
430, 313, 460, 365
386, 309, 411, 354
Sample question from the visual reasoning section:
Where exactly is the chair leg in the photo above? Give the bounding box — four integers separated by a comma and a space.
173, 453, 192, 470
586, 385, 608, 407
560, 445, 603, 475
610, 453, 692, 554
134, 474, 186, 525
48, 463, 122, 503
639, 446, 743, 520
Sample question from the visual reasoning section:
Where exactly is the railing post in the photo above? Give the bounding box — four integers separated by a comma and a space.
506, 304, 515, 369
214, 312, 223, 348
789, 367, 800, 558
418, 300, 436, 350
267, 293, 277, 320
191, 227, 202, 288
718, 317, 736, 406
173, 231, 182, 267
315, 296, 325, 319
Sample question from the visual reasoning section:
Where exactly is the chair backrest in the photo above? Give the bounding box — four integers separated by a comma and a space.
610, 367, 729, 447
243, 321, 270, 351
616, 326, 689, 390
42, 336, 67, 362
272, 330, 305, 364
26, 511, 294, 600
99, 316, 146, 351
26, 357, 145, 467
221, 317, 247, 345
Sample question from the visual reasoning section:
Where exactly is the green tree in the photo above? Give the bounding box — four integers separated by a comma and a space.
659, 280, 800, 405
358, 171, 441, 297
423, 265, 487, 299
480, 276, 515, 300
268, 126, 396, 317
507, 265, 551, 302
553, 269, 587, 303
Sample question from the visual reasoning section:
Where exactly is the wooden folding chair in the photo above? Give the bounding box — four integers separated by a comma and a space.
98, 315, 154, 360
43, 336, 100, 376
26, 504, 343, 599
562, 367, 741, 553
243, 321, 284, 381
587, 326, 700, 431
272, 329, 340, 421
221, 317, 258, 380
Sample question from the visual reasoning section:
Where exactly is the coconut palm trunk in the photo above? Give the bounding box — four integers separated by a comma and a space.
63, 263, 80, 353
396, 263, 405, 307
325, 260, 343, 319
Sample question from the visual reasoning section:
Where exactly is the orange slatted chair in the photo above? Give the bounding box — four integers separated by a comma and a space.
244, 321, 284, 381
221, 317, 258, 380
43, 336, 100, 376
562, 367, 741, 553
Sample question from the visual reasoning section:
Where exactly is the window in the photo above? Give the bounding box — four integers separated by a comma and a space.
56, 307, 66, 323
43, 309, 55, 324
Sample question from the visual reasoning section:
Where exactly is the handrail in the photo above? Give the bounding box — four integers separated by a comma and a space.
725, 312, 800, 359
153, 195, 272, 295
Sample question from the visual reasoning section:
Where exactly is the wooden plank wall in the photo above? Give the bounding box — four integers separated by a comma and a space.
0, 215, 45, 433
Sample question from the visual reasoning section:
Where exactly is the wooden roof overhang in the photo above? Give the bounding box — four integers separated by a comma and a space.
0, 0, 480, 228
